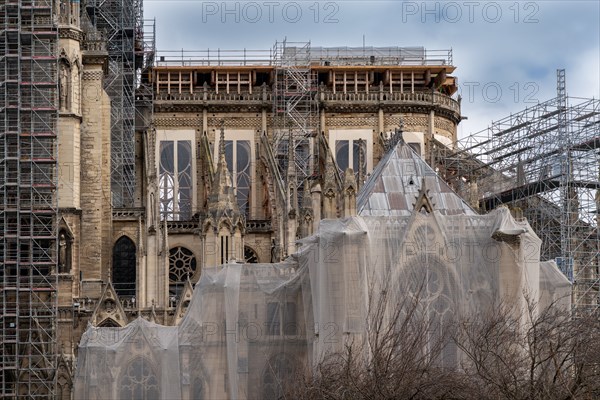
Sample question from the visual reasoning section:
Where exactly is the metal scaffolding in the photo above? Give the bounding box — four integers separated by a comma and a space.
272, 40, 318, 207
134, 17, 155, 132
86, 0, 142, 207
0, 0, 59, 397
433, 71, 600, 312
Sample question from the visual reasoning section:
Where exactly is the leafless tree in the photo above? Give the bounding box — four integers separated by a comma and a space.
455, 295, 600, 400
287, 278, 470, 399
286, 285, 600, 400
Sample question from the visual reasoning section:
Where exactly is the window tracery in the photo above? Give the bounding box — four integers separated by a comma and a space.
159, 140, 193, 220
244, 246, 259, 263
169, 246, 197, 283
119, 358, 159, 400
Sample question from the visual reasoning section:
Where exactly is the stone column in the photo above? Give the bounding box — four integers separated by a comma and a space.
79, 48, 109, 296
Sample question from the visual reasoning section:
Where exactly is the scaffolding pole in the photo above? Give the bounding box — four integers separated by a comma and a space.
433, 80, 600, 312
272, 39, 318, 208
0, 0, 59, 397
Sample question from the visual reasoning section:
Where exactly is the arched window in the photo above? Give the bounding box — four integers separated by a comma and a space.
405, 250, 459, 369
112, 236, 136, 297
244, 246, 259, 263
120, 358, 159, 400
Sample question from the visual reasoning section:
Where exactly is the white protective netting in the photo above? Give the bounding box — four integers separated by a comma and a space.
75, 142, 572, 399
74, 207, 569, 399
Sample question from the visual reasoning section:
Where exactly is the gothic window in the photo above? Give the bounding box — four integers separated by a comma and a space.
244, 246, 259, 263
262, 354, 298, 400
220, 234, 230, 265
406, 253, 458, 369
335, 139, 367, 179
57, 229, 72, 273
215, 131, 254, 217
266, 301, 297, 336
158, 131, 195, 221
119, 358, 159, 400
112, 236, 136, 297
169, 246, 197, 282
169, 246, 197, 298
329, 130, 373, 183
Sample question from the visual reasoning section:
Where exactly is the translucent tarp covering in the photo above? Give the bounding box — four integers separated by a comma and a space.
358, 142, 475, 216
74, 207, 569, 399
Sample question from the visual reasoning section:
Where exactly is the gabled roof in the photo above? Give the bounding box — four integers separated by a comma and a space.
357, 141, 475, 216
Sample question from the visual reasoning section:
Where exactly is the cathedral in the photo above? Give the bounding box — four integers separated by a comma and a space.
0, 1, 572, 398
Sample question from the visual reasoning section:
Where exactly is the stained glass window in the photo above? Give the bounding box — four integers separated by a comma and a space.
223, 140, 251, 216
335, 139, 367, 181
159, 140, 193, 220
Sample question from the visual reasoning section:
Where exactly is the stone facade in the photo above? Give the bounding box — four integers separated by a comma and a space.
53, 9, 462, 395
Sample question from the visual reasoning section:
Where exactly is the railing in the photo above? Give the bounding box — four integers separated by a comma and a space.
113, 207, 145, 220
156, 49, 274, 67
246, 219, 272, 232
155, 91, 271, 102
154, 88, 459, 113
166, 220, 199, 232
154, 47, 453, 67
320, 90, 460, 113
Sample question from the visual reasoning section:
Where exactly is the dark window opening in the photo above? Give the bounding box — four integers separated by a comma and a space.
373, 72, 384, 86
317, 72, 329, 86
112, 236, 136, 297
195, 72, 212, 87
255, 72, 270, 86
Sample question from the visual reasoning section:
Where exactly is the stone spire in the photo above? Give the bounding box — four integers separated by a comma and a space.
208, 123, 239, 216
323, 139, 338, 219
202, 122, 245, 268
285, 130, 298, 256
299, 179, 314, 238
286, 130, 298, 214
343, 168, 358, 217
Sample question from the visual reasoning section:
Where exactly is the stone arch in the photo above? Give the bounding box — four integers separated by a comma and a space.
97, 318, 120, 328
112, 236, 136, 297
218, 218, 233, 233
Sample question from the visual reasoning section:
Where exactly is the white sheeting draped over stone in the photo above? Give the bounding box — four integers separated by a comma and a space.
75, 208, 568, 399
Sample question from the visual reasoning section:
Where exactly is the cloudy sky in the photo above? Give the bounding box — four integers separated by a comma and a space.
143, 0, 599, 139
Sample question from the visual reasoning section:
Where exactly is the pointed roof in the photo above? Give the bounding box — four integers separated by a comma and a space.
91, 282, 128, 327
173, 279, 194, 325
357, 141, 474, 217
